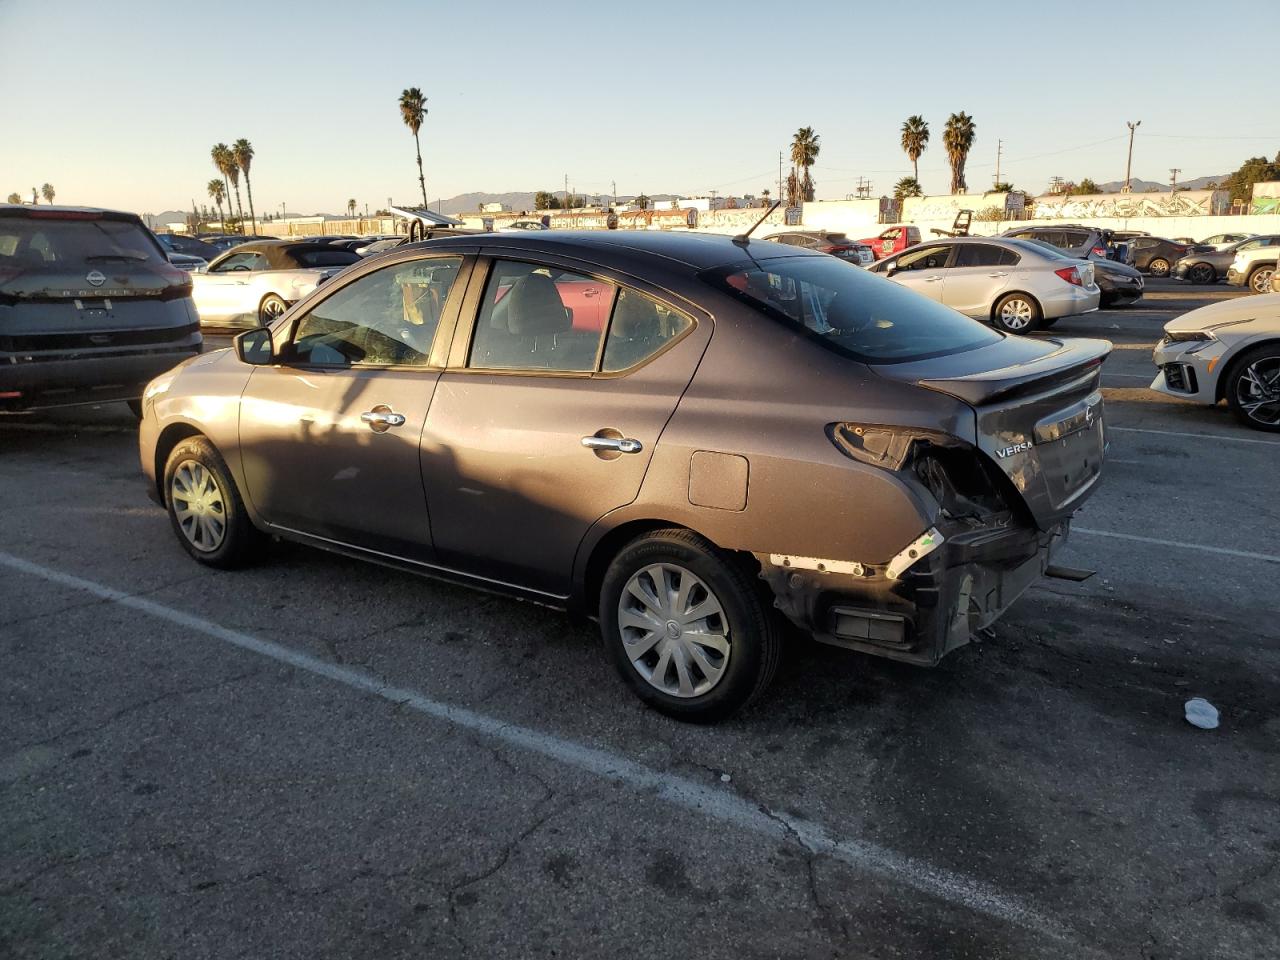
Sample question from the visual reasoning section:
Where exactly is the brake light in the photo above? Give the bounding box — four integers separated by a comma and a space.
1055, 266, 1084, 286
26, 209, 101, 220
1091, 246, 1106, 257
0, 391, 22, 399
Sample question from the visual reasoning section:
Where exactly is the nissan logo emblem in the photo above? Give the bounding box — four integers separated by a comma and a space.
86, 270, 106, 287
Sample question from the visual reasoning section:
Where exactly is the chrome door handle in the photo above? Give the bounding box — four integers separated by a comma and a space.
582, 435, 643, 454
987, 271, 1009, 278
924, 275, 942, 282
360, 407, 406, 432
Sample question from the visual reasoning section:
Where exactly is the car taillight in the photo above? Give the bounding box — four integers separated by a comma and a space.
26, 209, 101, 220
1090, 245, 1106, 257
1055, 266, 1084, 286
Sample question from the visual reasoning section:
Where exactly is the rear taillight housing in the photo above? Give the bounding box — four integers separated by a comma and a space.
1090, 245, 1106, 257
1055, 266, 1084, 286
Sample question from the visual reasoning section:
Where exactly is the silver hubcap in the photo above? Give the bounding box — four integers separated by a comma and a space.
1151, 260, 1168, 276
1252, 270, 1273, 293
1236, 358, 1280, 425
262, 298, 285, 320
999, 299, 1033, 329
617, 563, 730, 698
170, 460, 227, 552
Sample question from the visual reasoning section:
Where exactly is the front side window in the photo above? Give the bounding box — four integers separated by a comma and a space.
469, 260, 615, 372
289, 256, 462, 366
212, 251, 267, 273
703, 254, 1001, 363
896, 245, 951, 271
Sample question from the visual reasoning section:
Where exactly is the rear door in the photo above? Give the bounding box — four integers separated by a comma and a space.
940, 243, 1017, 317
421, 253, 710, 596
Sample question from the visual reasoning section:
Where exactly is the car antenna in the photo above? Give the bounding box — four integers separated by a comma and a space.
733, 201, 781, 247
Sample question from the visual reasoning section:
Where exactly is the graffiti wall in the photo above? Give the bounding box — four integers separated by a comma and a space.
1250, 181, 1280, 215
1030, 190, 1228, 219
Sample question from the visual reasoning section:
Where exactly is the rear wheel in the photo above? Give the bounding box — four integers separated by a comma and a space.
1148, 257, 1170, 278
1188, 263, 1215, 285
599, 529, 781, 723
1225, 345, 1280, 432
258, 293, 288, 325
163, 436, 262, 567
992, 293, 1042, 334
1248, 265, 1275, 295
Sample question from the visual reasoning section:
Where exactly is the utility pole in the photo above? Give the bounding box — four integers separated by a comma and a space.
1169, 168, 1180, 192
778, 151, 784, 206
611, 180, 616, 207
709, 188, 718, 208
564, 173, 569, 209
1123, 120, 1141, 193
993, 139, 1003, 188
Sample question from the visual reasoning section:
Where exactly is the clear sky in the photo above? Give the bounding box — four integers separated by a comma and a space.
3, 0, 1277, 216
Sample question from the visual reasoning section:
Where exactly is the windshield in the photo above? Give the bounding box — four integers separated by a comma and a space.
701, 254, 1002, 363
0, 217, 164, 268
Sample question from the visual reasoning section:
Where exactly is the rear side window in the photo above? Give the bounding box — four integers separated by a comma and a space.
0, 217, 162, 268
601, 289, 692, 372
953, 244, 1019, 267
703, 254, 1001, 363
294, 250, 361, 268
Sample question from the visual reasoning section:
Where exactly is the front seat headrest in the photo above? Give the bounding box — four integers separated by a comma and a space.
506, 273, 570, 336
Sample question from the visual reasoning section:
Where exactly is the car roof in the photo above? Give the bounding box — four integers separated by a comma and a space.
393, 230, 829, 272
0, 203, 144, 224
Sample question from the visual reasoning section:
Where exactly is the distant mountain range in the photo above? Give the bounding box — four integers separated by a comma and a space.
1090, 174, 1227, 193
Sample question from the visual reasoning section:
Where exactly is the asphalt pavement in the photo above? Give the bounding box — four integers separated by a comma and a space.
2, 279, 1278, 959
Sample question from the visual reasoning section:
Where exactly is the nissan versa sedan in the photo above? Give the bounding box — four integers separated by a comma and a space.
191, 240, 361, 328
1152, 293, 1280, 431
139, 231, 1110, 721
869, 236, 1100, 333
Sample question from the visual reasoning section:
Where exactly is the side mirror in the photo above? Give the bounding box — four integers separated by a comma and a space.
234, 328, 274, 365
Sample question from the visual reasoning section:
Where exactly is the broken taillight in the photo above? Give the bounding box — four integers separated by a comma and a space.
1054, 266, 1084, 286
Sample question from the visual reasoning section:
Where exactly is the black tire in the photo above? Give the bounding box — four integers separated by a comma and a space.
1188, 263, 1215, 285
125, 398, 143, 418
1247, 265, 1275, 295
1224, 344, 1280, 432
991, 292, 1043, 334
258, 293, 288, 325
162, 436, 263, 568
1148, 258, 1170, 278
599, 528, 782, 723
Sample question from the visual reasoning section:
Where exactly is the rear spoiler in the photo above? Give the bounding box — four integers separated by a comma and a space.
917, 338, 1112, 406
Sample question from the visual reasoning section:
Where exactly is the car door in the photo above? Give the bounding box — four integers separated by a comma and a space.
940, 243, 1018, 317
883, 243, 953, 302
237, 254, 470, 560
420, 254, 709, 597
194, 250, 267, 321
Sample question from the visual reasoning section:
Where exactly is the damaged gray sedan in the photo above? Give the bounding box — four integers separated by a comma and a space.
138, 231, 1109, 722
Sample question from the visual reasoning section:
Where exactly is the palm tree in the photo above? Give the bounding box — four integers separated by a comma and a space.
900, 116, 929, 183
761, 187, 771, 207
398, 87, 429, 208
207, 179, 226, 227
790, 127, 820, 202
943, 112, 977, 194
347, 198, 357, 218
232, 139, 257, 234
6, 192, 20, 204
211, 144, 236, 230
893, 176, 923, 201
40, 183, 55, 205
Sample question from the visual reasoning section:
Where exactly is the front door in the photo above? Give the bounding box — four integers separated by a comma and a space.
194, 250, 268, 322
886, 243, 953, 302
421, 256, 709, 596
238, 254, 468, 560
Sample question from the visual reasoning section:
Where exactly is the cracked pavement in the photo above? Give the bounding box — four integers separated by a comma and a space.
2, 283, 1279, 958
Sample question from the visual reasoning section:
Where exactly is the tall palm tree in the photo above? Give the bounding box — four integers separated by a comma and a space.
900, 116, 929, 183
232, 139, 256, 234
398, 88, 429, 208
790, 127, 820, 202
6, 193, 21, 204
211, 144, 236, 230
207, 179, 226, 227
347, 199, 357, 218
40, 183, 55, 205
943, 112, 977, 195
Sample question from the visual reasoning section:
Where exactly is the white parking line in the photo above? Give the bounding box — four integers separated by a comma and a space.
1109, 425, 1280, 446
0, 550, 1073, 946
1073, 528, 1280, 564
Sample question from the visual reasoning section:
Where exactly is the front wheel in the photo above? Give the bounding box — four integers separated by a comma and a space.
1248, 266, 1275, 295
1225, 345, 1280, 432
1148, 257, 1170, 278
1188, 263, 1215, 285
258, 293, 288, 325
599, 529, 781, 723
163, 436, 262, 567
992, 293, 1042, 334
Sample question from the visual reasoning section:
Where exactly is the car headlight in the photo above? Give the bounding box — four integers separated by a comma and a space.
1164, 331, 1212, 342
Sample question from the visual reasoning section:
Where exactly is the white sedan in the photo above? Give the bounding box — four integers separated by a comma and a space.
192, 241, 361, 328
1152, 293, 1280, 431
868, 237, 1099, 334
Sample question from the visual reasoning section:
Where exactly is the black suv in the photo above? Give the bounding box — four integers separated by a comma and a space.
0, 205, 202, 413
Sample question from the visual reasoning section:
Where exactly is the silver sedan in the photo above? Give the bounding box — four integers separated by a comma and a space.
869, 237, 1100, 334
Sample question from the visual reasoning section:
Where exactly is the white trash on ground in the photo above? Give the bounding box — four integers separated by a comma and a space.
1184, 698, 1220, 730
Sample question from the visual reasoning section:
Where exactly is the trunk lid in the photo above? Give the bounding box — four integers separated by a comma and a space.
873, 336, 1111, 528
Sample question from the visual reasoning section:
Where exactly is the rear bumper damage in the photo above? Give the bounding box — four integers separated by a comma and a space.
757, 519, 1067, 666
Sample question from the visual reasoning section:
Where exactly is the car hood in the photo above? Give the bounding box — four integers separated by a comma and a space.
1164, 294, 1280, 333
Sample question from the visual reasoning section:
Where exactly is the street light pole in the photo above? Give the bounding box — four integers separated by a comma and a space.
1124, 120, 1141, 193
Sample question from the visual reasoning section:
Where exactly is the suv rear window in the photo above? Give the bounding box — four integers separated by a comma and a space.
703, 254, 1001, 363
0, 217, 163, 268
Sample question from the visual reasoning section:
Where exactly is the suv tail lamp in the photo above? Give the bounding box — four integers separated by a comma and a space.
1090, 245, 1107, 257
1055, 266, 1084, 286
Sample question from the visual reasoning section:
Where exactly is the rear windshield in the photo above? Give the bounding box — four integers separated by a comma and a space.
294, 250, 361, 268
0, 217, 163, 268
702, 254, 1002, 363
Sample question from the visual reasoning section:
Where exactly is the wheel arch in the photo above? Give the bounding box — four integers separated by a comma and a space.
989, 289, 1042, 322
1216, 337, 1280, 402
153, 421, 207, 504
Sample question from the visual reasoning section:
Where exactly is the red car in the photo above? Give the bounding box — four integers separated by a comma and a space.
859, 225, 922, 260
